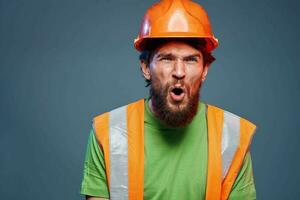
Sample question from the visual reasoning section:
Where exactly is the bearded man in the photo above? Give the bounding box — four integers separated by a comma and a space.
80, 1, 257, 200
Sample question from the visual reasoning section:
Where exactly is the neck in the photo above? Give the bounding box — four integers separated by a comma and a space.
148, 98, 155, 115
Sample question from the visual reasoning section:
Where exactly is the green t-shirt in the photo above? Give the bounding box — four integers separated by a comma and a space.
80, 100, 256, 199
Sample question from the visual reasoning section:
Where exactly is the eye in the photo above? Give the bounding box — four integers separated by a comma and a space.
159, 56, 174, 63
185, 57, 198, 63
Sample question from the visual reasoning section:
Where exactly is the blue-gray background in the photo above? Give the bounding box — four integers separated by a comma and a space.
1, 0, 299, 199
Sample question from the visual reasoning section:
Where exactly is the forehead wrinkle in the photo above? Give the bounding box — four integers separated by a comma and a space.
158, 47, 201, 57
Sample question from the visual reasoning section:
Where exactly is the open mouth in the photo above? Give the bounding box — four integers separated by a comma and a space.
170, 86, 185, 102
172, 87, 184, 96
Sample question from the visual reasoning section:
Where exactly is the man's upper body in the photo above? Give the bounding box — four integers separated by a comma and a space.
81, 99, 256, 200
81, 0, 257, 199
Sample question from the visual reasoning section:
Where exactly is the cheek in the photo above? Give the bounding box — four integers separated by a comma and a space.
151, 67, 171, 84
149, 70, 165, 90
190, 77, 202, 92
187, 68, 203, 87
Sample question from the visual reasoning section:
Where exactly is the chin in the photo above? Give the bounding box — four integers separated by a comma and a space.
167, 98, 189, 111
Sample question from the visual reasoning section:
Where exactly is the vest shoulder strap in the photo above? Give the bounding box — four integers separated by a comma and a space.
221, 112, 256, 200
205, 104, 256, 200
92, 98, 145, 200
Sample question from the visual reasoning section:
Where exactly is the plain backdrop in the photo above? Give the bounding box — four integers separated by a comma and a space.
1, 0, 300, 199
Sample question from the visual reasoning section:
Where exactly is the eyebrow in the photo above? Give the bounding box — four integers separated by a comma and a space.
183, 54, 202, 59
156, 53, 175, 59
156, 53, 201, 59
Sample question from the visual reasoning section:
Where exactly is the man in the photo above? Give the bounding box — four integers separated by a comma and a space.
80, 0, 257, 199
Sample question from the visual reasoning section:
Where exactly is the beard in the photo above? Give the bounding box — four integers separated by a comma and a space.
149, 80, 201, 128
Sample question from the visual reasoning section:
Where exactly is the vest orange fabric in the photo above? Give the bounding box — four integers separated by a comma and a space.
93, 99, 256, 200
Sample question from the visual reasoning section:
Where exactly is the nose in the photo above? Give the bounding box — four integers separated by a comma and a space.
172, 59, 186, 80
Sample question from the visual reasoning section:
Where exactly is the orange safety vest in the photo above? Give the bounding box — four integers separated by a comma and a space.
93, 99, 256, 200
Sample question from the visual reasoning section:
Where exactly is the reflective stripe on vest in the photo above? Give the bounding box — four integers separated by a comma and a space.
222, 111, 240, 179
109, 105, 128, 200
93, 99, 256, 200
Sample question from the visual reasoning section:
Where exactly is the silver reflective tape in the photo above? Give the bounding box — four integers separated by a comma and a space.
109, 105, 128, 200
221, 111, 240, 179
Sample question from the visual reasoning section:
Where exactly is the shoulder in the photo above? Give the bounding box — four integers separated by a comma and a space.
205, 103, 257, 130
92, 98, 145, 132
93, 98, 145, 120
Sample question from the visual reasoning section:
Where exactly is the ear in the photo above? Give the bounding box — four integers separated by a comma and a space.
201, 64, 209, 82
140, 60, 151, 81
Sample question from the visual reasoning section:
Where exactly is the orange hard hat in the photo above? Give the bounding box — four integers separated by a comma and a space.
134, 0, 218, 52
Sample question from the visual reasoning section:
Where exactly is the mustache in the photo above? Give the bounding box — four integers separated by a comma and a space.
169, 79, 184, 86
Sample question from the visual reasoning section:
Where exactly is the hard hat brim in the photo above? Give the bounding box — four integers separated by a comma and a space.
134, 36, 218, 53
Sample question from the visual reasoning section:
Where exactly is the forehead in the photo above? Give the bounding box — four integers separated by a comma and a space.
154, 41, 202, 56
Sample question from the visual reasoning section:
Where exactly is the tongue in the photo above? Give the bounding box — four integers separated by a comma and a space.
170, 91, 185, 102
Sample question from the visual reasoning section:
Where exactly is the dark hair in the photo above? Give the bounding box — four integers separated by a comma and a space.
139, 38, 216, 87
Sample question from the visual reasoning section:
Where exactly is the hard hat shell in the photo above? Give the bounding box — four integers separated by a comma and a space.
134, 0, 218, 52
